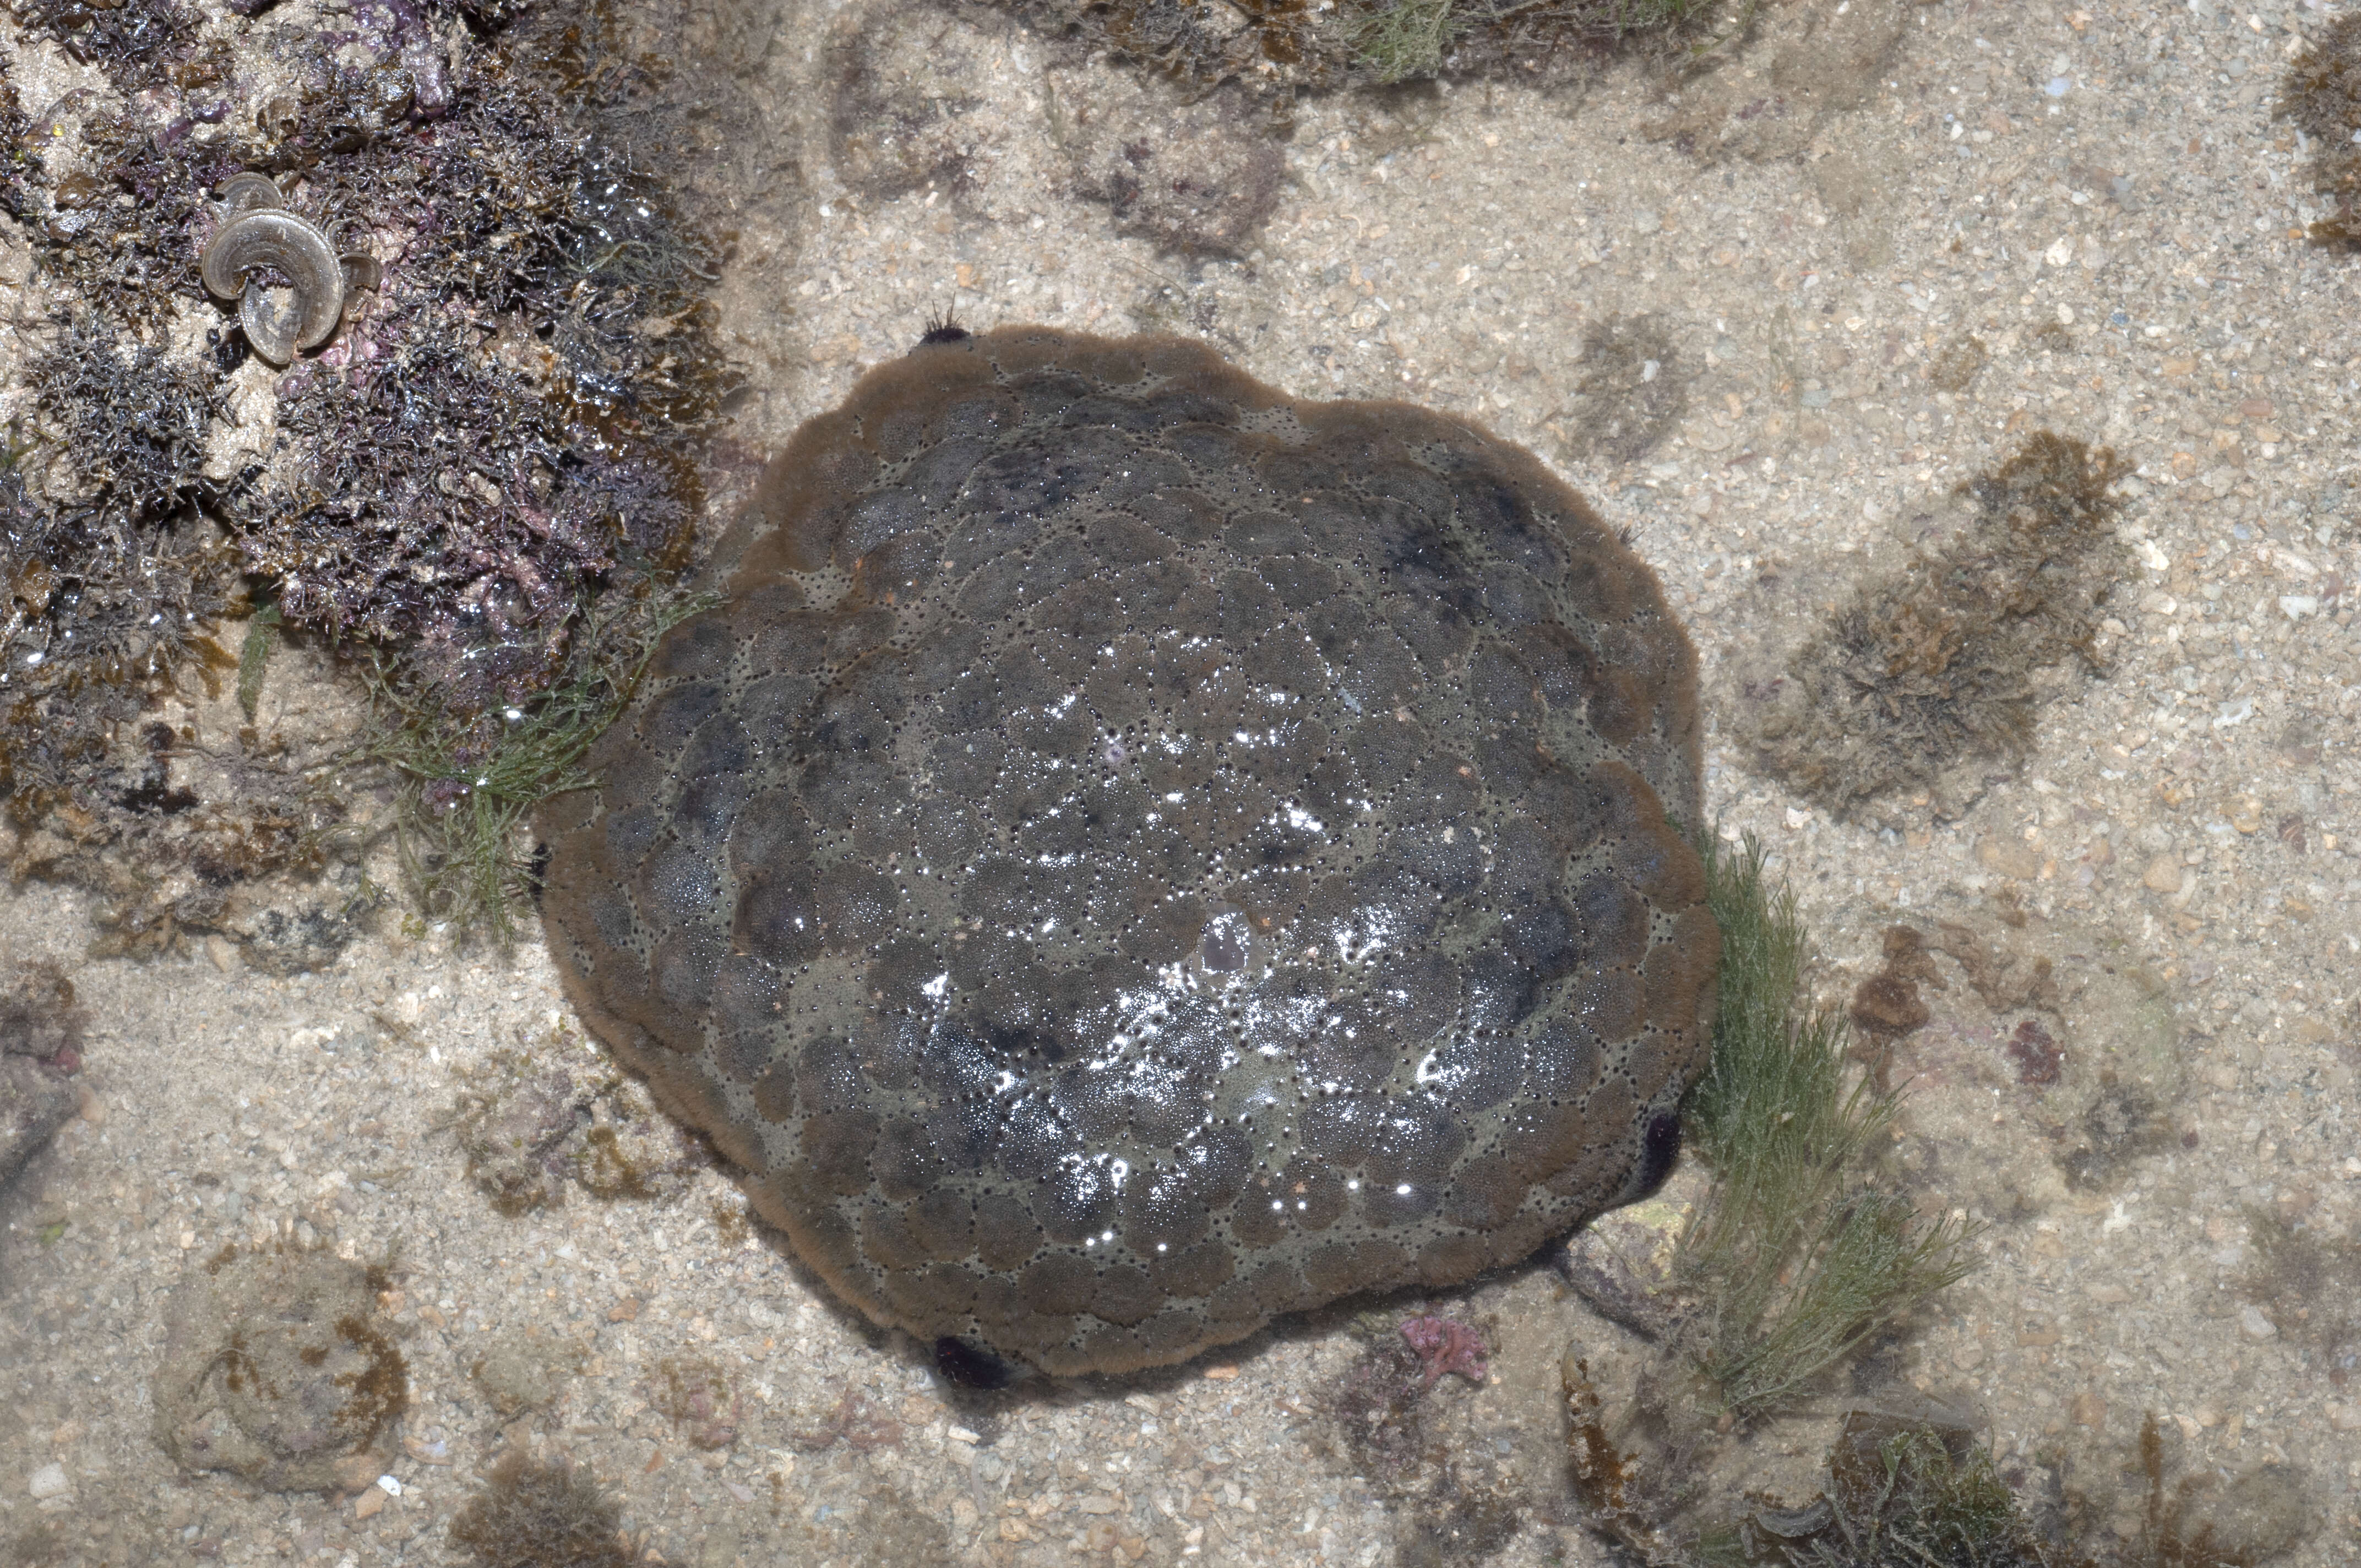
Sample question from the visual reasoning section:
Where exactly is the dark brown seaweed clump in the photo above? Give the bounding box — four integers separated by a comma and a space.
1701, 1409, 2050, 1567
0, 68, 244, 334
2279, 13, 2361, 250
448, 1035, 709, 1213
449, 1453, 637, 1568
0, 961, 84, 1069
453, 1048, 596, 1216
1568, 1380, 2314, 1565
1553, 313, 1690, 467
12, 0, 203, 85
3, 318, 237, 814
1745, 432, 2131, 816
243, 340, 673, 683
2053, 1080, 2178, 1191
0, 0, 737, 946
26, 318, 225, 525
1848, 926, 1940, 1048
647, 1354, 741, 1450
1320, 1330, 1526, 1566
969, 0, 1730, 103
1067, 86, 1285, 259
2243, 1207, 2361, 1378
0, 960, 86, 1190
2107, 1415, 2313, 1568
0, 483, 236, 813
217, 1, 721, 669
2004, 1019, 2063, 1087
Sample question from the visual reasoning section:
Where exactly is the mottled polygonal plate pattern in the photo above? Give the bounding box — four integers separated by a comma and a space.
538, 327, 1717, 1375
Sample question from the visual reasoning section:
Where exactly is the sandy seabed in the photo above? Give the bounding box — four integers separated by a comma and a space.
2, 0, 2358, 1563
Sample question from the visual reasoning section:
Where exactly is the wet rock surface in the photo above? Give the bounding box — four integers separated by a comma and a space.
0, 960, 85, 1189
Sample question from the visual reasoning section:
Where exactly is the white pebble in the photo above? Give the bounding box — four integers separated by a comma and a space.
26, 1463, 68, 1500
2239, 1304, 2278, 1340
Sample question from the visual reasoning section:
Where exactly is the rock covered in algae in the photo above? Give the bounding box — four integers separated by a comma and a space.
538, 326, 1717, 1376
151, 1247, 407, 1491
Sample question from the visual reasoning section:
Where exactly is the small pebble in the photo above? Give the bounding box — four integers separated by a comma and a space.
26, 1462, 68, 1500
1977, 838, 2042, 880
2143, 855, 2184, 894
2239, 1304, 2278, 1340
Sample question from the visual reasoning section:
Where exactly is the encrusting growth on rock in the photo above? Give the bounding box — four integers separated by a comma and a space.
448, 1452, 638, 1568
1745, 431, 2130, 816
